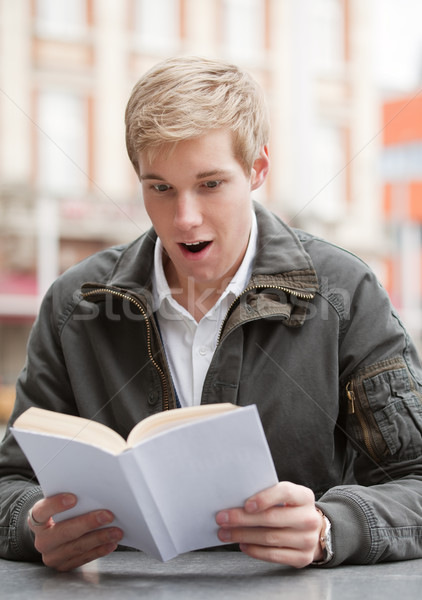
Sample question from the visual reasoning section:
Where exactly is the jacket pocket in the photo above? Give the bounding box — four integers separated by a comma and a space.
346, 357, 422, 463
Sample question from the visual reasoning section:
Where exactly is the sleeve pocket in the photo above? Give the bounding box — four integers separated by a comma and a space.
363, 368, 422, 460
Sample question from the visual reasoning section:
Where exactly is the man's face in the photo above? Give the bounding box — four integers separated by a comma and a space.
139, 129, 269, 299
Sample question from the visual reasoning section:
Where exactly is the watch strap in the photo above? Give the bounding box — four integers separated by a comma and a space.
313, 507, 334, 565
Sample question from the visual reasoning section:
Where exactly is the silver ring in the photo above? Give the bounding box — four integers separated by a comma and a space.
28, 506, 47, 527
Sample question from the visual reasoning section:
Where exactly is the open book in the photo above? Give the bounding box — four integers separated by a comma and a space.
12, 403, 278, 561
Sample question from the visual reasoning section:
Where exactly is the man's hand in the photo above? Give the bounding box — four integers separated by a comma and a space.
28, 493, 123, 571
216, 482, 324, 568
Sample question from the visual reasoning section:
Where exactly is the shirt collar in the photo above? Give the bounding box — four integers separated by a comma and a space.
152, 210, 258, 313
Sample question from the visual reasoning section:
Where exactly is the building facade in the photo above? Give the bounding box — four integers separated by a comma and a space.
382, 94, 422, 342
0, 0, 380, 415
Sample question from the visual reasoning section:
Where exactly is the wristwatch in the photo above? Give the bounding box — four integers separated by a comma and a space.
314, 508, 334, 565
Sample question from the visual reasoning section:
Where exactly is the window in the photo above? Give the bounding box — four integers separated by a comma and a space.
310, 124, 346, 221
134, 0, 180, 52
311, 0, 344, 73
222, 0, 265, 60
382, 143, 422, 181
35, 0, 87, 39
37, 91, 88, 196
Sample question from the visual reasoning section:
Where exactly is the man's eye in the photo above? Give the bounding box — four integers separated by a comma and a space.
153, 184, 171, 192
203, 180, 221, 189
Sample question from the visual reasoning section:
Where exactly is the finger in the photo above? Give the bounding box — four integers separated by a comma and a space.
34, 509, 117, 555
245, 481, 315, 513
29, 493, 76, 529
218, 523, 319, 551
53, 510, 116, 543
239, 542, 315, 569
54, 541, 119, 572
217, 503, 319, 530
42, 526, 123, 571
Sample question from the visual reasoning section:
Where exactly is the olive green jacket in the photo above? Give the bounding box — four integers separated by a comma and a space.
1, 203, 422, 565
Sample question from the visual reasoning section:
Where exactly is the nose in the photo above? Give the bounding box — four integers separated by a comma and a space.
173, 193, 203, 231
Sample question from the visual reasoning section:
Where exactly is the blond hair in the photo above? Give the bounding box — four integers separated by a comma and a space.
125, 56, 270, 175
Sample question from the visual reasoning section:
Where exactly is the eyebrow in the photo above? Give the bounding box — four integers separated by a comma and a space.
140, 169, 232, 181
139, 173, 165, 181
195, 169, 231, 179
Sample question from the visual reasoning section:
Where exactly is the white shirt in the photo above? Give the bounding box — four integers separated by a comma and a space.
152, 212, 258, 407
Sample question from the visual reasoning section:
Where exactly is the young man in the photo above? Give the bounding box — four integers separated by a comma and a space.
0, 56, 421, 572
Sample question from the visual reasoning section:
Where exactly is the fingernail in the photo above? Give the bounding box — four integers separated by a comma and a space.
245, 500, 258, 513
108, 528, 123, 542
62, 494, 76, 508
97, 511, 114, 525
218, 529, 232, 542
216, 511, 229, 525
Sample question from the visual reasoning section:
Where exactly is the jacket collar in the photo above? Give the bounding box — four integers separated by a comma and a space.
251, 202, 318, 297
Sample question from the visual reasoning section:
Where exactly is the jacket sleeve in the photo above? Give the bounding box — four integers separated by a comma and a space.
317, 264, 422, 566
0, 282, 76, 561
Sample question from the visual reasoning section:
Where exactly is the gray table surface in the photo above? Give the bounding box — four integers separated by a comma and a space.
1, 550, 422, 599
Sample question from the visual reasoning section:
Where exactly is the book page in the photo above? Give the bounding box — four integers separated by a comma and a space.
11, 427, 166, 559
127, 402, 238, 446
130, 405, 278, 556
14, 404, 239, 454
13, 408, 127, 455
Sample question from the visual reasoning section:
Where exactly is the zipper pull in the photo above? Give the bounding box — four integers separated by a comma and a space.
346, 381, 355, 414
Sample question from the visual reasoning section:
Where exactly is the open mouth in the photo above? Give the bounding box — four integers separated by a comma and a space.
181, 241, 211, 254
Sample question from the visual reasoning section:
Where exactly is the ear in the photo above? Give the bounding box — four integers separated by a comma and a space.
250, 145, 270, 191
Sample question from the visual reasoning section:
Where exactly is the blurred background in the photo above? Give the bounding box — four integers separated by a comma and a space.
1, 0, 422, 422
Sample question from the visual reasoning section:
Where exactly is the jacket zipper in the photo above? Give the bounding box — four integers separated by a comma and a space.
346, 380, 378, 462
216, 284, 315, 345
81, 287, 171, 411
83, 283, 314, 409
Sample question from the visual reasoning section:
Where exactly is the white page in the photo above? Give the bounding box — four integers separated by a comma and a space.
11, 428, 163, 559
131, 405, 278, 556
117, 451, 177, 561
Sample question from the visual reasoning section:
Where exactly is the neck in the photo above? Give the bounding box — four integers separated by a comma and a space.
169, 277, 229, 322
164, 261, 232, 322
